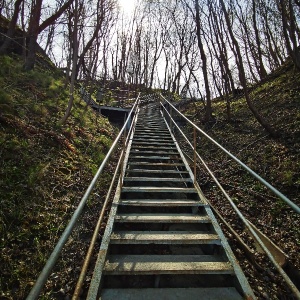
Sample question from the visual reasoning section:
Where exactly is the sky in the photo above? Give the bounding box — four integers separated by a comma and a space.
118, 0, 136, 15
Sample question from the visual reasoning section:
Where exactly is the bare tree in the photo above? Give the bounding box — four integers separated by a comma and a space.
190, 0, 213, 121
23, 0, 43, 70
277, 0, 300, 70
59, 0, 79, 124
22, 0, 74, 70
207, 0, 235, 120
0, 0, 24, 55
219, 0, 278, 137
76, 0, 117, 78
260, 1, 284, 69
0, 0, 5, 16
38, 0, 74, 34
252, 0, 267, 79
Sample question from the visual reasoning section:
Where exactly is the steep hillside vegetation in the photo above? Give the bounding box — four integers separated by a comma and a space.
181, 60, 300, 298
1, 52, 299, 299
0, 54, 117, 299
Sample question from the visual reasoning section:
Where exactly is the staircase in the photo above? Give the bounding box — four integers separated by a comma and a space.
87, 102, 255, 299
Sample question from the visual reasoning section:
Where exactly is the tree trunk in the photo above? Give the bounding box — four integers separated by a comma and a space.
38, 0, 74, 34
76, 0, 106, 77
23, 0, 43, 71
252, 0, 267, 79
195, 0, 213, 122
0, 0, 24, 55
59, 0, 78, 125
278, 0, 300, 70
220, 0, 278, 137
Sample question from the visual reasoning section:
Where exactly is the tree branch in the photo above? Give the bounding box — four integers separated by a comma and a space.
38, 0, 74, 34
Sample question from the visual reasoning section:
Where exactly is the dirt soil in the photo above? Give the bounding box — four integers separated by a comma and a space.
177, 60, 300, 299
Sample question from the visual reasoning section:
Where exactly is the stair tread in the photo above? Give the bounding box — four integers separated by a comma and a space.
131, 146, 177, 150
106, 254, 225, 263
119, 199, 203, 206
100, 287, 242, 300
114, 214, 211, 223
128, 156, 181, 160
130, 151, 179, 155
123, 177, 192, 182
122, 187, 197, 193
135, 127, 167, 130
134, 134, 170, 136
133, 137, 173, 140
126, 169, 189, 174
104, 261, 234, 275
132, 141, 175, 145
133, 135, 172, 139
110, 231, 219, 243
133, 140, 174, 144
127, 162, 185, 167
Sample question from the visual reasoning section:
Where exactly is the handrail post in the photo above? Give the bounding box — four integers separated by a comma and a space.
120, 115, 127, 183
193, 127, 197, 184
169, 104, 172, 132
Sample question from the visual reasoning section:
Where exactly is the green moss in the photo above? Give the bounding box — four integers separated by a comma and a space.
28, 163, 49, 187
48, 78, 65, 97
0, 55, 15, 76
99, 135, 112, 149
0, 89, 12, 105
0, 54, 117, 298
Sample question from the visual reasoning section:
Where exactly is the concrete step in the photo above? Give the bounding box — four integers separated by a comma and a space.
125, 169, 189, 175
128, 156, 182, 161
129, 155, 182, 163
114, 214, 211, 223
122, 187, 197, 193
135, 129, 169, 133
131, 143, 176, 148
127, 162, 186, 168
119, 199, 203, 206
133, 136, 173, 140
136, 118, 163, 121
130, 151, 179, 155
131, 145, 177, 151
100, 287, 243, 300
133, 134, 172, 139
135, 126, 167, 130
104, 260, 233, 275
123, 177, 192, 183
106, 254, 225, 263
136, 119, 165, 122
133, 139, 174, 144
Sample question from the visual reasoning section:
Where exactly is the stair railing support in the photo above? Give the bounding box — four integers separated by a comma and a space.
169, 104, 172, 132
120, 115, 127, 183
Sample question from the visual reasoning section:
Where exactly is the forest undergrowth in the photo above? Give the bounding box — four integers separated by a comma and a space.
179, 59, 300, 299
1, 53, 300, 299
0, 54, 119, 299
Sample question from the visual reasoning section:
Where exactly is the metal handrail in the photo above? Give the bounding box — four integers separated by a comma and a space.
160, 101, 300, 298
27, 94, 140, 300
72, 101, 140, 299
160, 93, 300, 214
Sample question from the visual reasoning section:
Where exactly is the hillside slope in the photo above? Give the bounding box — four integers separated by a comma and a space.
0, 55, 117, 299
1, 52, 300, 299
181, 60, 300, 298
